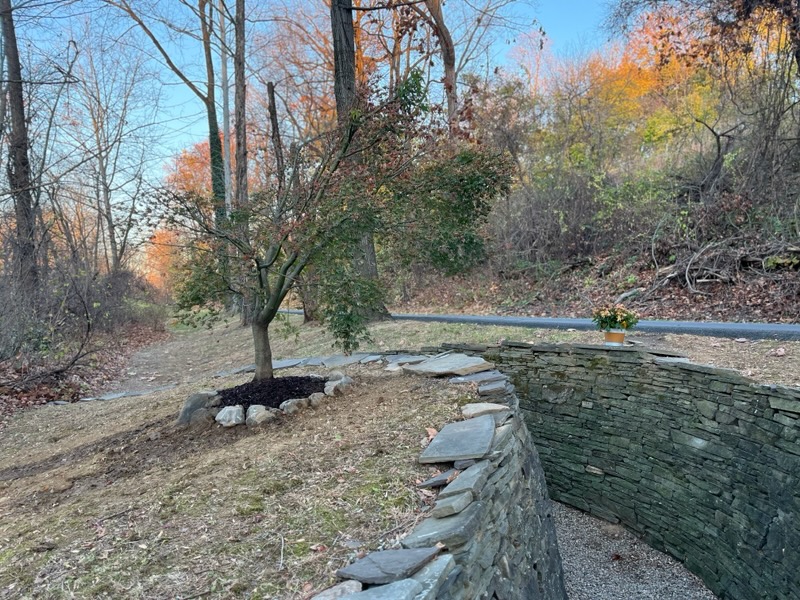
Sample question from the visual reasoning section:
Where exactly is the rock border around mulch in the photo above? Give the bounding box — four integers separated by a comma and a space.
175, 371, 355, 429
175, 350, 496, 431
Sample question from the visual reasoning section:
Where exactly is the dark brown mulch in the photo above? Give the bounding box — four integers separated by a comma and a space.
217, 375, 326, 411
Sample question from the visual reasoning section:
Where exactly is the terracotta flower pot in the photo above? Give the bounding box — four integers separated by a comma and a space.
603, 329, 625, 346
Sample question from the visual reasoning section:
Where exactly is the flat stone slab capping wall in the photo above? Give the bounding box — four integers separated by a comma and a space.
464, 341, 800, 600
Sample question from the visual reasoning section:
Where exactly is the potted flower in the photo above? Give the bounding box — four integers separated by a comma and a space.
591, 303, 639, 346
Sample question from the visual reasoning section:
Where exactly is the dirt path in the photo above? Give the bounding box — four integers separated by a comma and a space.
100, 323, 254, 394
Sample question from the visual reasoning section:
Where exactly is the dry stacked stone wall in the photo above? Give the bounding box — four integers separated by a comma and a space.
435, 341, 800, 600
316, 362, 567, 600
398, 386, 566, 599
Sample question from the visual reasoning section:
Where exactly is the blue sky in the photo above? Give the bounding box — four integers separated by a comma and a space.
532, 0, 613, 55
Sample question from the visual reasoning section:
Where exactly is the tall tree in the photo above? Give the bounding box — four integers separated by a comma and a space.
1, 0, 38, 296
422, 0, 458, 134
330, 0, 357, 124
233, 0, 247, 213
218, 0, 233, 213
103, 0, 227, 225
329, 0, 386, 313
62, 25, 161, 273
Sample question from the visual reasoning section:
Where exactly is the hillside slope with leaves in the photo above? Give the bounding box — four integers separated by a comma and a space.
390, 254, 800, 324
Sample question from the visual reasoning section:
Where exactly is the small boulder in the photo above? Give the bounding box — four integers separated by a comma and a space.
246, 405, 277, 427
215, 405, 244, 427
328, 370, 346, 382
309, 392, 326, 408
177, 390, 221, 426
188, 408, 216, 430
280, 399, 301, 415
325, 375, 353, 397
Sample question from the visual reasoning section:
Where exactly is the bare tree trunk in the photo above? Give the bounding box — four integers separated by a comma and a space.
218, 0, 232, 214
252, 317, 273, 380
234, 0, 251, 326
357, 234, 380, 278
298, 269, 321, 323
233, 0, 247, 212
424, 0, 458, 135
1, 0, 38, 296
330, 0, 387, 316
199, 0, 226, 223
95, 149, 122, 272
790, 4, 800, 73
330, 0, 356, 125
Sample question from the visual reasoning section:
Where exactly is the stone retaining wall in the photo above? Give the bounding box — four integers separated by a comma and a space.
318, 366, 567, 599
435, 341, 800, 600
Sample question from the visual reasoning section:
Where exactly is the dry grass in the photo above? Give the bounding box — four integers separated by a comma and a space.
0, 367, 470, 599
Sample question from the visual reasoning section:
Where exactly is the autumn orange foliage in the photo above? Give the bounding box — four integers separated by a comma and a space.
165, 140, 214, 196
144, 228, 182, 292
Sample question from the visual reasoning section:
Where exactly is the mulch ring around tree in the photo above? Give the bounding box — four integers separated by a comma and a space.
217, 375, 326, 412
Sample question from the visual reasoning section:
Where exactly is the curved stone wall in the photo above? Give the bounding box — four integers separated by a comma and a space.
469, 342, 800, 600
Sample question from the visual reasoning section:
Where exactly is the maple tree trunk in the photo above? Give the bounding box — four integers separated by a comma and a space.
252, 317, 274, 381
1, 0, 38, 298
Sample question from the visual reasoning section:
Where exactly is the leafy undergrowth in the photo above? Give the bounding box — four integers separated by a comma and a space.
218, 376, 326, 411
0, 369, 464, 599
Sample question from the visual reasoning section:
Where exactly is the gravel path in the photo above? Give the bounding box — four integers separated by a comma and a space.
553, 503, 718, 600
